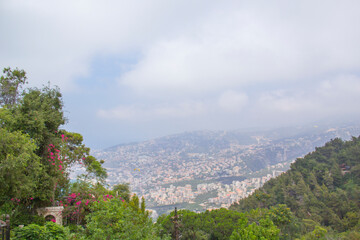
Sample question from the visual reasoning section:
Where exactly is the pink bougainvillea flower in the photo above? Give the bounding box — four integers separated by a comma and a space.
51, 219, 56, 223
76, 201, 81, 205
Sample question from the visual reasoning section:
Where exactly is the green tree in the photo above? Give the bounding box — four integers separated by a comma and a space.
300, 225, 327, 240
0, 68, 107, 226
112, 183, 131, 201
0, 128, 43, 205
157, 208, 245, 240
230, 217, 280, 240
3, 85, 106, 206
0, 67, 27, 106
84, 198, 165, 240
9, 86, 65, 157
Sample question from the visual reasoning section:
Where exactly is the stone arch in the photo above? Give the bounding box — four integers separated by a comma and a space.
37, 206, 64, 225
45, 214, 56, 222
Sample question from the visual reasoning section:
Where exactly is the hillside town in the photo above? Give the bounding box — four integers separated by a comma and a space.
143, 168, 285, 209
93, 126, 360, 214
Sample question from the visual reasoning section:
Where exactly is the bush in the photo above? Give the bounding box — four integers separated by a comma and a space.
83, 197, 164, 240
13, 222, 67, 240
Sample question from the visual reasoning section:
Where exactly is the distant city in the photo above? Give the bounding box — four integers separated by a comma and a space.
144, 164, 285, 207
89, 123, 360, 217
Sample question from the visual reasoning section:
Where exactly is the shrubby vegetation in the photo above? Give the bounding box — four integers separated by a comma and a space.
156, 205, 296, 240
1, 67, 359, 239
13, 222, 69, 240
83, 196, 165, 240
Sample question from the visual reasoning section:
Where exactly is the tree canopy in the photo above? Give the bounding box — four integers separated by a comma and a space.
0, 68, 107, 221
230, 136, 360, 237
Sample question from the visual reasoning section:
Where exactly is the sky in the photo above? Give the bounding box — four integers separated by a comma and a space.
1, 0, 360, 149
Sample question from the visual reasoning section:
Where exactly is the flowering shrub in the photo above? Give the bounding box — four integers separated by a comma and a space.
62, 191, 124, 225
47, 143, 65, 174
47, 134, 85, 175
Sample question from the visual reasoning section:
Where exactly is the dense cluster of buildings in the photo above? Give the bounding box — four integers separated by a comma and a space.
141, 170, 284, 209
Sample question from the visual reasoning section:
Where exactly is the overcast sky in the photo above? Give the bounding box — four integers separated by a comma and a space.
1, 0, 360, 149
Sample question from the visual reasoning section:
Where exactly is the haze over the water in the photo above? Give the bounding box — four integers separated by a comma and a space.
1, 0, 360, 149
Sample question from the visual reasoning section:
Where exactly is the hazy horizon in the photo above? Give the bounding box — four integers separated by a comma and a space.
100, 119, 360, 151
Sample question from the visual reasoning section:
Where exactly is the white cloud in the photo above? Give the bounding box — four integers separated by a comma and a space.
319, 75, 360, 97
218, 91, 248, 112
98, 90, 250, 122
258, 90, 319, 113
119, 0, 360, 96
0, 0, 211, 90
2, 0, 360, 147
3, 0, 360, 94
255, 74, 360, 124
97, 101, 206, 121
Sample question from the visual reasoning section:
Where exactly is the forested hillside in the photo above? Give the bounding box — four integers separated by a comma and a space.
157, 137, 360, 239
230, 136, 360, 236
